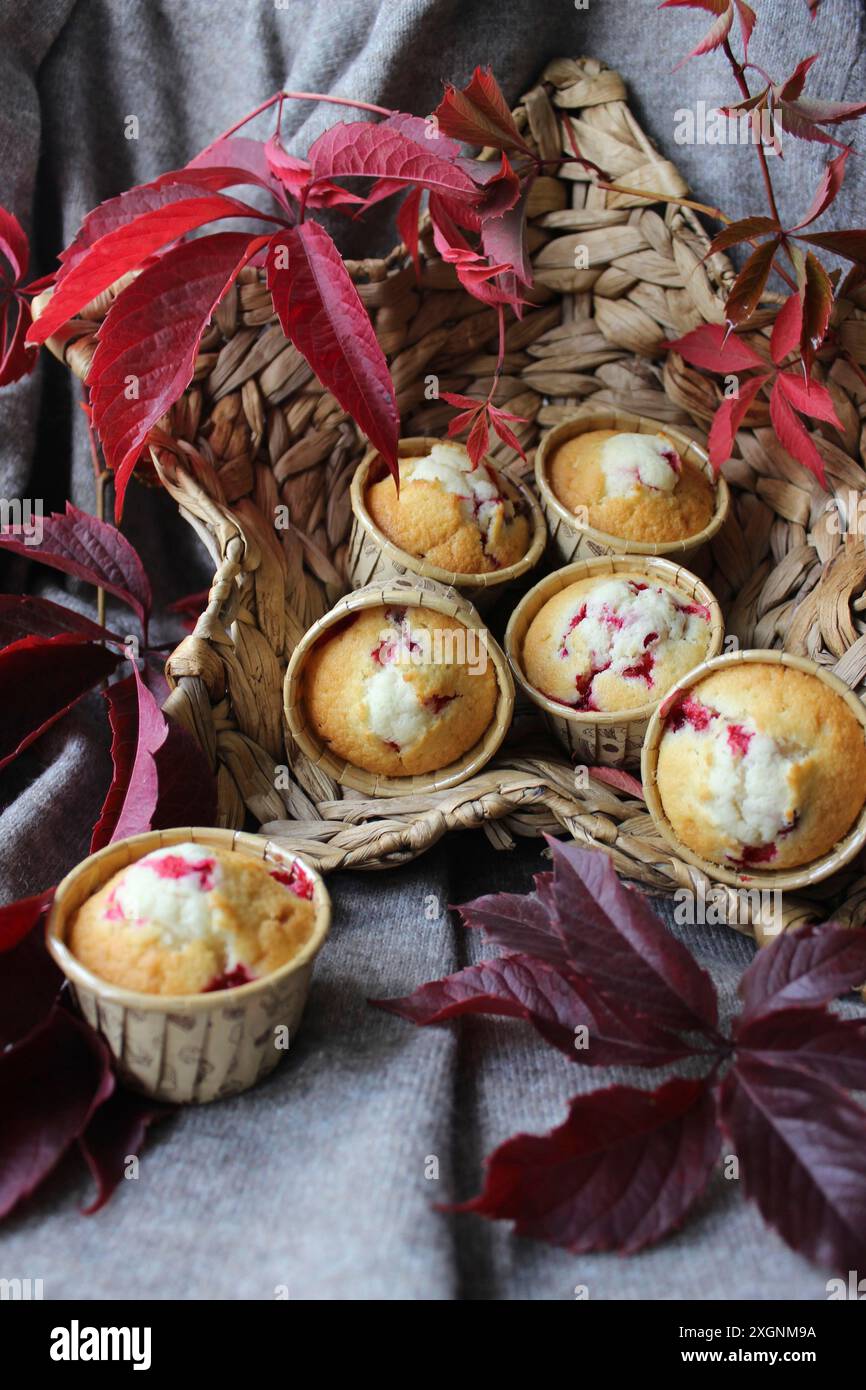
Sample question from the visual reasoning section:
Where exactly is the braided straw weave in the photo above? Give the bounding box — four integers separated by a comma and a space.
39, 57, 866, 939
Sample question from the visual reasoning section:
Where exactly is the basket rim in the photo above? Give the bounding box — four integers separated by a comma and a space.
45, 827, 332, 1011
283, 580, 515, 797
504, 553, 725, 727
349, 436, 548, 590
534, 405, 731, 558
640, 648, 866, 890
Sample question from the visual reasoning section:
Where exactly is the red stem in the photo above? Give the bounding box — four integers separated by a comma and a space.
202, 88, 394, 155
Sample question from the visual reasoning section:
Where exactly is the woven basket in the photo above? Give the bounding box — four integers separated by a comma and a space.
37, 55, 866, 940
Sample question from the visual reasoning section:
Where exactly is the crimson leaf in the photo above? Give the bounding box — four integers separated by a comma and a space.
707, 373, 770, 472
88, 231, 267, 516
719, 1058, 866, 1272
769, 376, 827, 487
739, 920, 866, 1018
433, 66, 534, 156
307, 121, 477, 199
79, 1088, 172, 1215
546, 839, 719, 1033
0, 502, 152, 636
0, 920, 62, 1046
776, 370, 840, 424
770, 292, 803, 365
266, 222, 399, 480
454, 1078, 720, 1254
737, 1007, 866, 1091
0, 634, 120, 771
662, 322, 765, 373
0, 593, 121, 649
0, 886, 55, 954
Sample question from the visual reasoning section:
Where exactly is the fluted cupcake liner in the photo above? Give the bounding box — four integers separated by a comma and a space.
46, 828, 331, 1104
505, 554, 725, 770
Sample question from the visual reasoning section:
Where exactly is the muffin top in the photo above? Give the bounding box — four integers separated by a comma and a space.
365, 441, 531, 574
68, 842, 317, 996
302, 604, 498, 777
655, 664, 866, 871
522, 573, 714, 714
547, 429, 715, 544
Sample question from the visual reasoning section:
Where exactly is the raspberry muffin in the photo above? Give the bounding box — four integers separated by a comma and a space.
365, 441, 531, 574
301, 603, 498, 777
522, 573, 714, 714
68, 841, 317, 996
548, 429, 715, 544
655, 663, 866, 871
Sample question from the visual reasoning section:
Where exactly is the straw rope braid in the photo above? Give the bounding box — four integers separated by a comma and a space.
39, 57, 866, 935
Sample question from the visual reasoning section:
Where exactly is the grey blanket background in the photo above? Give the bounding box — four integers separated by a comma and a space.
1, 0, 864, 1300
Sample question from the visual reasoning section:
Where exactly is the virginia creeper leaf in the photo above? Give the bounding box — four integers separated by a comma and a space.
739, 920, 866, 1018
0, 633, 120, 771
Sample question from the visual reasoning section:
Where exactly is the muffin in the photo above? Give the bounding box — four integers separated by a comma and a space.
365, 441, 531, 574
68, 841, 317, 996
655, 664, 866, 870
522, 573, 714, 714
301, 603, 498, 777
547, 428, 715, 544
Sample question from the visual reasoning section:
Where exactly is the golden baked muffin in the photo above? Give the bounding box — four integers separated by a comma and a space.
522, 573, 713, 713
69, 842, 317, 995
365, 441, 531, 574
656, 664, 866, 870
548, 429, 714, 544
302, 604, 498, 777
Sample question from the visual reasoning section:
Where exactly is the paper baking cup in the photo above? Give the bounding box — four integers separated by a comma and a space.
347, 436, 546, 612
284, 575, 515, 797
641, 649, 866, 890
45, 828, 331, 1104
505, 554, 724, 769
534, 405, 729, 566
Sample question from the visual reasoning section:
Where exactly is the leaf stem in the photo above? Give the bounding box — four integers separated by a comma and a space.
722, 40, 782, 227
202, 88, 395, 155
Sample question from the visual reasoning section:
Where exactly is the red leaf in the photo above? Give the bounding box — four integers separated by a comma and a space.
0, 886, 55, 953
661, 0, 734, 70
800, 250, 834, 372
587, 765, 646, 798
769, 292, 803, 365
88, 231, 267, 516
459, 881, 571, 966
0, 295, 38, 386
776, 370, 841, 425
488, 408, 526, 459
0, 1005, 114, 1220
797, 229, 866, 265
374, 954, 691, 1067
266, 222, 399, 480
466, 408, 490, 466
0, 502, 152, 635
791, 148, 851, 230
778, 55, 820, 102
0, 593, 122, 650
719, 1058, 866, 1271
739, 920, 866, 1019
769, 377, 828, 486
79, 1088, 172, 1215
186, 138, 288, 199
546, 839, 720, 1032
307, 120, 477, 199
707, 216, 779, 255
98, 665, 163, 843
707, 372, 771, 471
0, 634, 120, 771
433, 65, 533, 156
0, 921, 62, 1045
737, 1007, 866, 1091
455, 1078, 720, 1254
662, 322, 765, 372
481, 181, 532, 285
264, 136, 366, 210
0, 204, 29, 280
724, 238, 778, 326
28, 189, 279, 346
396, 186, 424, 279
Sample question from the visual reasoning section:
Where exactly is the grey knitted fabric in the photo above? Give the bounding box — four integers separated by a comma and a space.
1, 0, 864, 1300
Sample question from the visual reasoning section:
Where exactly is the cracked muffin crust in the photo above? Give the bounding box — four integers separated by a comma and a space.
301, 604, 498, 777
365, 441, 531, 574
547, 428, 715, 544
522, 573, 713, 714
655, 664, 866, 870
69, 841, 317, 995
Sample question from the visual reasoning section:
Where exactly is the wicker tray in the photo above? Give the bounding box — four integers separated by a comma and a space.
40, 56, 866, 941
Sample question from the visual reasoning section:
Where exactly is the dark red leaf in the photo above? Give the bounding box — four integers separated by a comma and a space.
769, 376, 828, 486
546, 839, 720, 1033
777, 55, 819, 102
455, 1078, 720, 1254
264, 136, 365, 210
465, 408, 490, 466
488, 407, 526, 459
724, 238, 779, 327
94, 664, 162, 845
662, 322, 765, 373
0, 204, 29, 280
0, 921, 62, 1045
737, 1007, 866, 1091
0, 295, 37, 386
481, 181, 532, 285
79, 1088, 172, 1215
0, 502, 152, 635
0, 593, 121, 650
719, 1058, 866, 1271
396, 186, 424, 279
433, 66, 533, 156
0, 634, 120, 771
151, 718, 219, 835
791, 148, 851, 231
708, 216, 779, 255
307, 121, 477, 199
266, 222, 399, 480
374, 953, 691, 1067
0, 1005, 114, 1219
776, 370, 841, 425
29, 188, 279, 346
770, 292, 803, 365
797, 229, 866, 265
707, 372, 771, 471
88, 231, 267, 516
740, 921, 866, 1019
800, 250, 834, 372
0, 886, 55, 953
